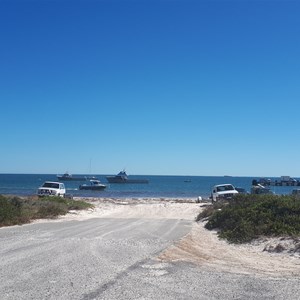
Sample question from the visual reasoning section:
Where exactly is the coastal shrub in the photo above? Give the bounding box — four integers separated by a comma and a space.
0, 195, 22, 226
34, 196, 94, 218
195, 202, 224, 221
39, 196, 93, 210
34, 199, 69, 219
0, 195, 94, 227
198, 194, 300, 243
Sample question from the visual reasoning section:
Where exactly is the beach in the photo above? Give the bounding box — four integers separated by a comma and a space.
37, 197, 300, 278
3, 196, 300, 299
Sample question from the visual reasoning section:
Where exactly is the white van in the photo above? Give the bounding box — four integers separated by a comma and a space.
37, 181, 66, 197
211, 184, 239, 202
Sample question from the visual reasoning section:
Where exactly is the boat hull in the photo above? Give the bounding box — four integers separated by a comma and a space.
57, 176, 87, 181
106, 177, 149, 184
79, 185, 106, 190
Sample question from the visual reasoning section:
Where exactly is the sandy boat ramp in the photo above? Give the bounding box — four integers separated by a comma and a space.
35, 197, 300, 278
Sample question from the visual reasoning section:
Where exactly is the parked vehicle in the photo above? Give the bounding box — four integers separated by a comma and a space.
37, 181, 66, 197
211, 184, 239, 202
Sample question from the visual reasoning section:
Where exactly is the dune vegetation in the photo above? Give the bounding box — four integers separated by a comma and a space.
197, 194, 300, 243
0, 195, 94, 227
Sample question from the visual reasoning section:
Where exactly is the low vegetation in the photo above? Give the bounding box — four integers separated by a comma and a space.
197, 194, 300, 244
0, 195, 94, 227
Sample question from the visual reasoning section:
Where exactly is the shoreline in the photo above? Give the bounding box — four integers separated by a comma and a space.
72, 196, 209, 204
45, 196, 204, 222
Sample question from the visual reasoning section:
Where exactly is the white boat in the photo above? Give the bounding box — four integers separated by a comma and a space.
79, 179, 106, 190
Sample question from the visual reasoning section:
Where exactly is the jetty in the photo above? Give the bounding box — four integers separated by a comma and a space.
253, 176, 300, 187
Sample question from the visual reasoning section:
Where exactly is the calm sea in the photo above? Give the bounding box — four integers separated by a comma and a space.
0, 174, 297, 199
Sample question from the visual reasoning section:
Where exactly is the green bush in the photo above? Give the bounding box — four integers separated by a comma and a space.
0, 195, 22, 226
198, 194, 300, 243
33, 199, 69, 219
0, 195, 94, 227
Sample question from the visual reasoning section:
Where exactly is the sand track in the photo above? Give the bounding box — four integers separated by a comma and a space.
37, 198, 300, 278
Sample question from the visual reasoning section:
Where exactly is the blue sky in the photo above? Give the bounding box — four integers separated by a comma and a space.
0, 0, 299, 176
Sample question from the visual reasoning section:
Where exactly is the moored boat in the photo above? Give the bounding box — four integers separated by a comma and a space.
57, 172, 87, 181
106, 170, 149, 184
79, 179, 107, 190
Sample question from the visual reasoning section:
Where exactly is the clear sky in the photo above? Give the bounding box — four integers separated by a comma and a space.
0, 0, 299, 177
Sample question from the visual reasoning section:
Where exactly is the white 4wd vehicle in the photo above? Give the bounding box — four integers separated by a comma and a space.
211, 184, 239, 202
37, 181, 66, 197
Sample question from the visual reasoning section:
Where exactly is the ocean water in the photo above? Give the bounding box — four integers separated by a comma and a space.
0, 174, 297, 199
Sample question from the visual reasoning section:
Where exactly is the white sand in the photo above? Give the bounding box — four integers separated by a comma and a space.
38, 197, 300, 277
62, 197, 200, 220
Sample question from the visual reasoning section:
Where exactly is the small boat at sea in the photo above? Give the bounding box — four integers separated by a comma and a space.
57, 172, 87, 181
79, 179, 107, 190
106, 170, 149, 184
184, 179, 192, 182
